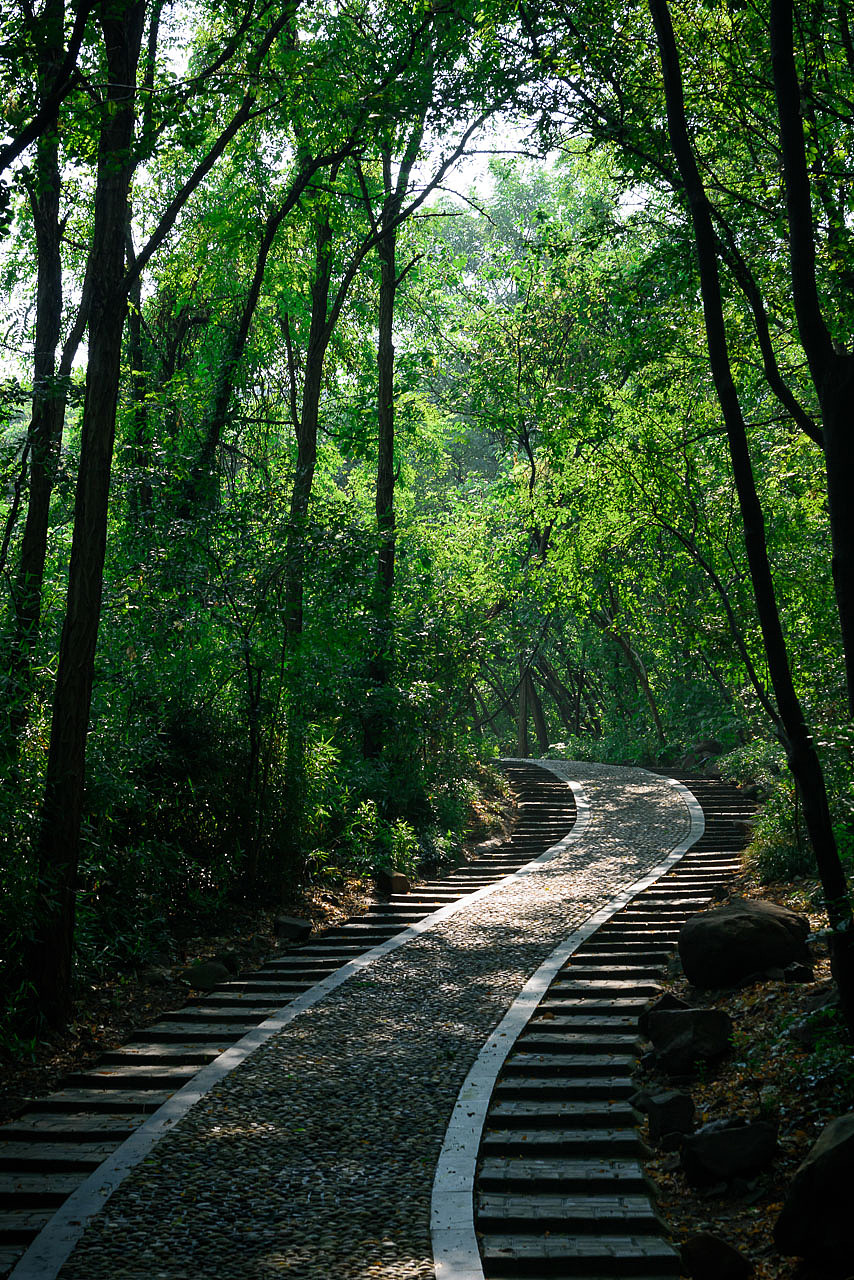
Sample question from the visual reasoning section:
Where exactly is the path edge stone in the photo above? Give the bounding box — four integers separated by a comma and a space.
430, 765, 704, 1280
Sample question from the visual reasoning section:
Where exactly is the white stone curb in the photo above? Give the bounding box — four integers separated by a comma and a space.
430, 768, 704, 1280
11, 771, 587, 1280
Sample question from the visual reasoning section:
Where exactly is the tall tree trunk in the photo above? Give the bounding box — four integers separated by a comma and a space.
30, 0, 146, 1029
4, 0, 64, 758
279, 208, 335, 880
650, 0, 854, 1036
770, 0, 854, 717
527, 668, 550, 754
362, 123, 427, 761
363, 173, 399, 760
517, 657, 529, 757
535, 656, 577, 732
125, 224, 154, 523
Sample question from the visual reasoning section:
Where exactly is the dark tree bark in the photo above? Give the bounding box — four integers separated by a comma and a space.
30, 0, 146, 1029
517, 657, 530, 757
124, 225, 154, 521
361, 130, 425, 759
527, 668, 550, 754
362, 173, 399, 761
770, 0, 854, 717
650, 0, 854, 1036
5, 4, 64, 755
278, 204, 337, 877
535, 656, 577, 733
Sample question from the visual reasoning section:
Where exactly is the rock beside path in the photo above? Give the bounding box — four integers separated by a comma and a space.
375, 870, 411, 895
179, 960, 231, 990
646, 1007, 733, 1074
775, 1111, 854, 1274
678, 898, 809, 988
274, 914, 313, 941
680, 1118, 778, 1187
681, 1232, 754, 1279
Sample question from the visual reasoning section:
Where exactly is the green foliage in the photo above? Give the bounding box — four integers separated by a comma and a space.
793, 1006, 854, 1099
2, 0, 854, 1044
720, 737, 854, 888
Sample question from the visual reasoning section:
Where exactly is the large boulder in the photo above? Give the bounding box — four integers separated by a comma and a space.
774, 1112, 854, 1274
680, 1118, 778, 1187
274, 914, 312, 941
678, 898, 809, 988
646, 1007, 733, 1074
646, 1090, 696, 1142
375, 869, 411, 896
681, 1233, 754, 1280
638, 992, 691, 1038
179, 960, 231, 990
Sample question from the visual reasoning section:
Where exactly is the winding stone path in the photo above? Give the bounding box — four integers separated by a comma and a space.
32, 761, 694, 1280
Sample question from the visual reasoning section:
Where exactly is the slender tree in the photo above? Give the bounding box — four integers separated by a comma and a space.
770, 0, 854, 715
648, 0, 854, 1034
30, 0, 147, 1027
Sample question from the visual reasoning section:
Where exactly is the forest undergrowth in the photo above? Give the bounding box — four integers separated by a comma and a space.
642, 871, 852, 1279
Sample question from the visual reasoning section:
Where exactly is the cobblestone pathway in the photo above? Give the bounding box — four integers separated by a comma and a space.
50, 762, 692, 1280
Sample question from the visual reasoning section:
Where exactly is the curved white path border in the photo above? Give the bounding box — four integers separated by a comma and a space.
12, 778, 588, 1280
430, 770, 704, 1280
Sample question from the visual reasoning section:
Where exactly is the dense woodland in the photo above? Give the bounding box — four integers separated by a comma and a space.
1, 0, 854, 1046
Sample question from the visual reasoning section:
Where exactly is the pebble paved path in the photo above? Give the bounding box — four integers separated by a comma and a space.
51, 761, 693, 1280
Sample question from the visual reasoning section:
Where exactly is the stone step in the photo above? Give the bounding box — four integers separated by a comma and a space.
0, 1171, 84, 1206
577, 940, 675, 951
0, 1142, 116, 1172
515, 1034, 640, 1054
591, 932, 680, 945
103, 1044, 223, 1063
33, 1089, 173, 1113
479, 1232, 680, 1275
489, 1100, 639, 1129
360, 912, 427, 924
214, 980, 315, 993
503, 1055, 635, 1076
536, 998, 651, 1016
482, 1128, 645, 1156
0, 1112, 143, 1141
321, 927, 399, 940
277, 945, 366, 957
132, 1021, 261, 1040
172, 1000, 280, 1015
614, 914, 693, 925
493, 1077, 634, 1102
476, 1192, 661, 1232
546, 981, 662, 998
390, 894, 462, 904
527, 1015, 640, 1034
64, 1064, 199, 1090
563, 962, 666, 977
0, 1244, 29, 1274
479, 1157, 648, 1192
666, 862, 737, 870
0, 1208, 53, 1241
